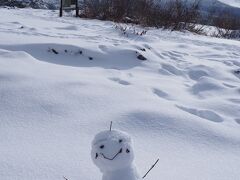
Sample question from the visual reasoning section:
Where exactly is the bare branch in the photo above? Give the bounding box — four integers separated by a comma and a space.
142, 158, 159, 179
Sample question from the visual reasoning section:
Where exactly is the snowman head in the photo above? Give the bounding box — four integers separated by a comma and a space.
91, 130, 135, 172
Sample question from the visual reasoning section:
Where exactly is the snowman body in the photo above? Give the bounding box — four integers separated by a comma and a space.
91, 130, 141, 180
102, 166, 139, 180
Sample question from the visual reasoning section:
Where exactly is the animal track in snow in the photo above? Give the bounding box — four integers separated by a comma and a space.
108, 77, 131, 86
153, 88, 172, 100
176, 105, 224, 123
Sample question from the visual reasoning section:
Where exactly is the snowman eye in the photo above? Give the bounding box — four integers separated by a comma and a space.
100, 145, 105, 149
119, 139, 123, 143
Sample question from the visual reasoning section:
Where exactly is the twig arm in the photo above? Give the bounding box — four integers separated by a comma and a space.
110, 121, 112, 131
142, 158, 159, 179
63, 176, 69, 180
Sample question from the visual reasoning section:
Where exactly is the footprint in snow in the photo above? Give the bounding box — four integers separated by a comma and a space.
235, 119, 240, 125
108, 77, 131, 86
176, 105, 224, 123
98, 45, 108, 52
188, 69, 209, 81
153, 88, 172, 100
191, 77, 225, 95
11, 21, 21, 25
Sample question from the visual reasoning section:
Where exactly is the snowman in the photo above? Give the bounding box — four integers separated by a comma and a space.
91, 122, 158, 180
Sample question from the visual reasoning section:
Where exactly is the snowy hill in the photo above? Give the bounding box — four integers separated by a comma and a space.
172, 0, 240, 8
0, 8, 240, 180
198, 0, 240, 17
217, 0, 240, 8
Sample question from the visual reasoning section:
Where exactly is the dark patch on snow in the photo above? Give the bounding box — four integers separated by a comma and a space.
234, 70, 240, 74
137, 54, 147, 61
51, 48, 58, 54
234, 69, 240, 79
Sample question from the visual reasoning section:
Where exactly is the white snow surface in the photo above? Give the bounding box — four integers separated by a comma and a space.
0, 8, 240, 180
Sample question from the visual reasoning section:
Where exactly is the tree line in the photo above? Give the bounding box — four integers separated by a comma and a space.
80, 0, 240, 39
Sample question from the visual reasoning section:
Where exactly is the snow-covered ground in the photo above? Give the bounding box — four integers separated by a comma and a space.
0, 8, 240, 180
218, 0, 240, 8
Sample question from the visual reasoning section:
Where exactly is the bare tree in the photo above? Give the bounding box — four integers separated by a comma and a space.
212, 10, 240, 39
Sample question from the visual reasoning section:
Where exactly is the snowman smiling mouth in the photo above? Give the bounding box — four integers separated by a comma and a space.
98, 148, 123, 160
